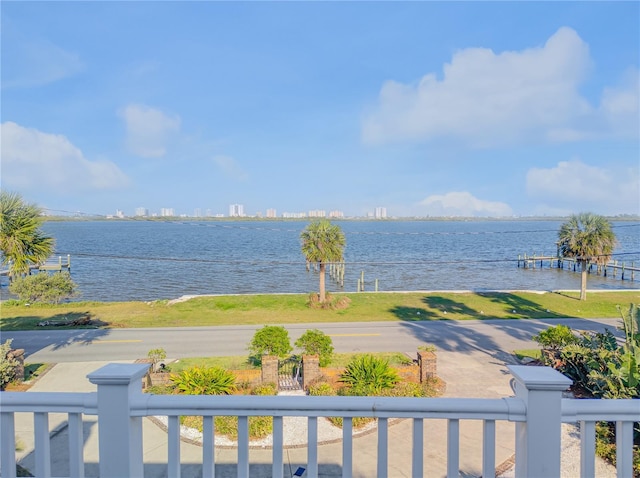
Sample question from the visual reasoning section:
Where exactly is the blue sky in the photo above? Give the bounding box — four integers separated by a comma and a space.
1, 1, 639, 218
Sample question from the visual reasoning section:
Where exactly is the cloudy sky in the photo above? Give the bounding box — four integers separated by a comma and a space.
1, 1, 638, 218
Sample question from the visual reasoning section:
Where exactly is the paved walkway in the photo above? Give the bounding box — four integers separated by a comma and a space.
14, 350, 616, 477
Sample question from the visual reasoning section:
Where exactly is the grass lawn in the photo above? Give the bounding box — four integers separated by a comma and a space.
168, 352, 413, 373
1, 290, 638, 331
513, 349, 542, 361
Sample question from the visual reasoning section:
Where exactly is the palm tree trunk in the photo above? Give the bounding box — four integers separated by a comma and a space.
580, 259, 588, 301
319, 262, 326, 302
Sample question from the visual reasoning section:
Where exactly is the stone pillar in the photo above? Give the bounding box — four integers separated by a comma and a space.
302, 355, 320, 390
8, 349, 25, 383
417, 350, 436, 382
261, 355, 278, 387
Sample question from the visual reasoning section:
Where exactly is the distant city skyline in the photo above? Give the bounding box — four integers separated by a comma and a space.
1, 2, 638, 217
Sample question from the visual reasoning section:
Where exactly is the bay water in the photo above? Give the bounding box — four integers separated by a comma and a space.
4, 220, 639, 302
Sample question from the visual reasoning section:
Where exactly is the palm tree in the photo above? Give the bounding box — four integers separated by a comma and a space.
0, 191, 55, 277
300, 219, 346, 303
557, 213, 616, 301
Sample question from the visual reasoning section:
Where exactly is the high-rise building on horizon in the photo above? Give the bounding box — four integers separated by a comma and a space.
328, 210, 344, 218
135, 207, 148, 217
308, 210, 326, 218
160, 208, 175, 217
229, 204, 245, 217
374, 207, 387, 219
266, 208, 277, 218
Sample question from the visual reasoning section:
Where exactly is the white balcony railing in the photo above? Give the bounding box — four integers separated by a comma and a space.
0, 363, 637, 478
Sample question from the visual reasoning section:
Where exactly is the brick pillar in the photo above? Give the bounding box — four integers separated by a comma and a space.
8, 349, 25, 383
302, 355, 320, 390
261, 355, 278, 387
417, 350, 436, 382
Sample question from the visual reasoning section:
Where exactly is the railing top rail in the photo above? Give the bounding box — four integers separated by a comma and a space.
562, 397, 640, 422
132, 394, 526, 421
0, 391, 97, 414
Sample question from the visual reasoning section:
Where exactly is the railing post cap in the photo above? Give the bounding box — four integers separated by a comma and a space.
508, 365, 572, 391
87, 363, 150, 385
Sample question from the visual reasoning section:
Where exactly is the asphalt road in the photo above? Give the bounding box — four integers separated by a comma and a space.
2, 317, 622, 363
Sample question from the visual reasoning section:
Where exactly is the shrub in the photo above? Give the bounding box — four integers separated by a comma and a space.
9, 272, 78, 304
252, 383, 277, 396
248, 326, 292, 364
0, 339, 19, 390
340, 354, 400, 396
308, 381, 336, 396
170, 366, 236, 395
295, 329, 334, 367
533, 325, 579, 350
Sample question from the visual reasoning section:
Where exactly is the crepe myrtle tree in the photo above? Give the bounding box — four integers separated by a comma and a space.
300, 219, 346, 303
557, 213, 616, 301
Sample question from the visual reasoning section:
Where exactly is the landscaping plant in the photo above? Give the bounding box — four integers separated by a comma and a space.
9, 272, 78, 304
170, 366, 237, 395
295, 329, 334, 366
248, 325, 293, 364
0, 339, 19, 390
340, 354, 400, 396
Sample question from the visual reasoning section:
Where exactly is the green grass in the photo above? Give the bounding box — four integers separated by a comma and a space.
513, 349, 542, 361
1, 290, 638, 331
167, 352, 412, 373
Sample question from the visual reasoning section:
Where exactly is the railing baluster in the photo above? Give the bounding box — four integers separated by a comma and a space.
378, 418, 388, 478
0, 412, 17, 478
616, 420, 633, 478
307, 416, 318, 478
237, 416, 249, 478
447, 419, 460, 478
580, 420, 595, 478
412, 418, 423, 478
167, 415, 181, 478
68, 413, 85, 478
202, 416, 214, 478
34, 412, 51, 478
272, 416, 284, 478
482, 419, 495, 478
342, 417, 353, 478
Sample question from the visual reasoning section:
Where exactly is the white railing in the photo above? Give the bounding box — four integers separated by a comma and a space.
0, 364, 637, 478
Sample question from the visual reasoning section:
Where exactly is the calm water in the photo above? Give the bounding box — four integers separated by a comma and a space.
3, 220, 639, 302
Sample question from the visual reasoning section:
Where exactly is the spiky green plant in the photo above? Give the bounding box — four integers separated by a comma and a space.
340, 354, 400, 396
170, 366, 236, 395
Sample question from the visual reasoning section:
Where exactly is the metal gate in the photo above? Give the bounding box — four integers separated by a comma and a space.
278, 356, 302, 391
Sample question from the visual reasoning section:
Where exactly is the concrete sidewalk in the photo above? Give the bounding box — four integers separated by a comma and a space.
14, 351, 615, 477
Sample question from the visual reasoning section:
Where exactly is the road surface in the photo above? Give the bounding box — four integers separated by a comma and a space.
2, 317, 622, 363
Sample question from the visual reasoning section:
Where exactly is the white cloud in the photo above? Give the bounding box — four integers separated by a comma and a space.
526, 159, 640, 215
119, 104, 181, 158
0, 122, 130, 192
212, 155, 248, 181
418, 191, 513, 217
363, 27, 637, 146
599, 68, 640, 139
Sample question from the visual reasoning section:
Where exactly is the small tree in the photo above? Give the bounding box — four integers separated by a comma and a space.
340, 354, 400, 396
295, 329, 334, 366
300, 219, 346, 303
9, 272, 78, 303
557, 213, 616, 301
248, 326, 293, 363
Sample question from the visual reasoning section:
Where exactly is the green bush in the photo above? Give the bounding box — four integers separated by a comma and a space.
251, 383, 277, 396
170, 366, 236, 395
248, 325, 292, 364
533, 325, 579, 350
0, 339, 19, 390
340, 354, 400, 396
9, 272, 78, 304
308, 381, 336, 396
295, 329, 334, 367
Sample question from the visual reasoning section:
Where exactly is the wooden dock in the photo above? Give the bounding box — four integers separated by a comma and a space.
518, 254, 638, 281
0, 255, 71, 277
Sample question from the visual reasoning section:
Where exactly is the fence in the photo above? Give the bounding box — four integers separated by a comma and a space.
1, 363, 638, 478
